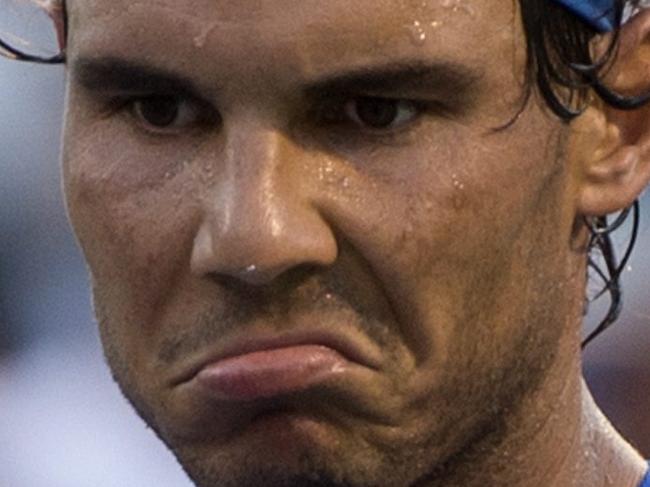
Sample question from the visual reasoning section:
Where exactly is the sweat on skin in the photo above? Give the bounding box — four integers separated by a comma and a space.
42, 0, 650, 485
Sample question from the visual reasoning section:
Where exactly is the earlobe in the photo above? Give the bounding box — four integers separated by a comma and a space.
572, 106, 639, 216
575, 106, 650, 216
577, 141, 645, 216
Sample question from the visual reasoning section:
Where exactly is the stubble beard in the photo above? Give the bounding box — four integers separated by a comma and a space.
94, 280, 568, 487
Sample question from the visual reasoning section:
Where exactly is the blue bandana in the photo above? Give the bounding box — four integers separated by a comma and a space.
639, 462, 650, 487
553, 0, 617, 31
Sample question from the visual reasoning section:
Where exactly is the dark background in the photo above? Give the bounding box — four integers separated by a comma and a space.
0, 56, 648, 486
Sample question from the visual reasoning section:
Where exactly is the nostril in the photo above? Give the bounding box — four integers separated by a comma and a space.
205, 263, 326, 296
234, 264, 285, 286
230, 261, 327, 287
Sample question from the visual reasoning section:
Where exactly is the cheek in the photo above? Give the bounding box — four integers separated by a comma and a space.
362, 121, 569, 369
62, 116, 204, 340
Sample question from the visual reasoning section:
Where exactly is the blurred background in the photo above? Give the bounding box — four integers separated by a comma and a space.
0, 22, 649, 487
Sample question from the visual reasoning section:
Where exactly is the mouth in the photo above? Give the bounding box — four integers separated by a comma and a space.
172, 329, 383, 402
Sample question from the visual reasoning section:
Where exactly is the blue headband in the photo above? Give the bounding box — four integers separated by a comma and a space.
553, 0, 617, 31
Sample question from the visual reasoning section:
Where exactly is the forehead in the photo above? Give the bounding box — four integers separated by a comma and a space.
66, 0, 519, 84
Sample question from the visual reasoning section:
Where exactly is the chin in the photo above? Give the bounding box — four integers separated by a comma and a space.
167, 442, 360, 487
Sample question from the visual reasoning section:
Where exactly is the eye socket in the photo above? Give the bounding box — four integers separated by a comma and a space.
130, 96, 202, 132
343, 97, 420, 131
126, 95, 419, 135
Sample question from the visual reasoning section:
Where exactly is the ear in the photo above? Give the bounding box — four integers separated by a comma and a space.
573, 10, 650, 217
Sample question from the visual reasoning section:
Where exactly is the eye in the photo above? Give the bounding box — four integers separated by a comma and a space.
344, 97, 420, 130
130, 96, 202, 132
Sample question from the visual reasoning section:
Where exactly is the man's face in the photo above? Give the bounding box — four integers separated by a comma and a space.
62, 1, 586, 485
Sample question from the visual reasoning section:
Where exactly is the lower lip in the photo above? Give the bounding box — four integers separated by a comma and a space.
195, 345, 350, 401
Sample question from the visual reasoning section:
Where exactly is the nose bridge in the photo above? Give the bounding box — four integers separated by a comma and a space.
225, 126, 285, 236
190, 124, 338, 285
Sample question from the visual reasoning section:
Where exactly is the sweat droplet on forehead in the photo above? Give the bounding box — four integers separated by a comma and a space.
402, 0, 478, 47
440, 0, 476, 16
406, 20, 428, 46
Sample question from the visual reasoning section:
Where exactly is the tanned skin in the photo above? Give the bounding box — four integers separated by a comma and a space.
59, 1, 650, 486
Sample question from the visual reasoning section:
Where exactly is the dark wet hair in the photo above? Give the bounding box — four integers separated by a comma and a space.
520, 0, 650, 119
0, 0, 646, 346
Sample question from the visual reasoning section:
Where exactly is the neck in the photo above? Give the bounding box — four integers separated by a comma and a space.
428, 340, 647, 487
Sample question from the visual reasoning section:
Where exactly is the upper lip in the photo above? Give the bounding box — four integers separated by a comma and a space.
172, 328, 382, 386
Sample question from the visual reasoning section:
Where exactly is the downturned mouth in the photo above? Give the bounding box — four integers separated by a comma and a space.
194, 344, 352, 401
173, 329, 383, 388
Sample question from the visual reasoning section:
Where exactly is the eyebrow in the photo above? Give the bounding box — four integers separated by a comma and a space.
73, 57, 204, 98
303, 61, 482, 100
72, 57, 482, 103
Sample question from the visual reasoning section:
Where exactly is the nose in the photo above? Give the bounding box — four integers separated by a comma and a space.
190, 127, 338, 286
